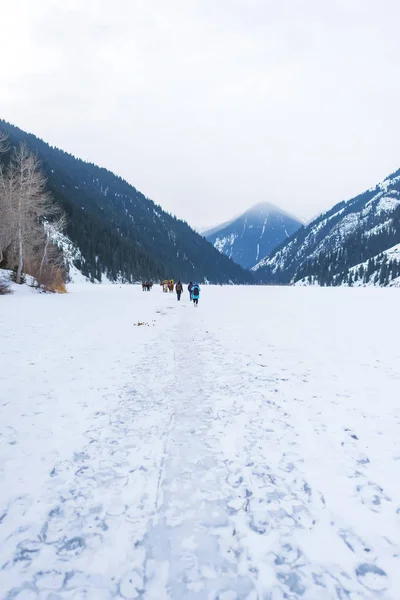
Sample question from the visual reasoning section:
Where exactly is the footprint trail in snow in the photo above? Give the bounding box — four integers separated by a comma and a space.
1, 285, 400, 599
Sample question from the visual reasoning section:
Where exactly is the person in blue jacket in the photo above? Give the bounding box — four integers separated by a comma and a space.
192, 283, 200, 306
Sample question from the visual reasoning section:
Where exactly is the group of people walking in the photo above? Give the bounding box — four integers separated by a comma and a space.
175, 281, 200, 305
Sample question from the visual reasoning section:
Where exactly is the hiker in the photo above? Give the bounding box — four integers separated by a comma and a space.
188, 281, 193, 301
192, 282, 200, 306
175, 280, 183, 301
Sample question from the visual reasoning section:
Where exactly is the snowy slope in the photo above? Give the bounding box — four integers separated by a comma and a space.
254, 169, 400, 286
43, 226, 91, 284
206, 203, 302, 269
296, 242, 400, 288
346, 242, 400, 287
51, 229, 126, 285
0, 269, 38, 295
1, 285, 400, 598
201, 216, 238, 238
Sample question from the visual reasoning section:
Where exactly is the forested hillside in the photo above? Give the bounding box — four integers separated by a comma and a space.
0, 121, 252, 284
253, 169, 400, 287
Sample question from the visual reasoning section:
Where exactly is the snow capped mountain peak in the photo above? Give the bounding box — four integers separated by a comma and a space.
247, 201, 278, 214
205, 203, 302, 269
253, 168, 400, 287
246, 201, 286, 216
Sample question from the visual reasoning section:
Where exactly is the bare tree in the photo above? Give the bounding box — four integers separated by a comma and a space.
0, 132, 11, 264
7, 143, 58, 283
0, 139, 67, 288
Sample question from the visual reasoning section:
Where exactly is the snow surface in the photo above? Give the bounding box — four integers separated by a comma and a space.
375, 196, 400, 215
0, 269, 39, 296
1, 285, 400, 599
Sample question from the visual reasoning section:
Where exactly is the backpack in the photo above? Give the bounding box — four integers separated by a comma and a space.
193, 286, 199, 296
176, 283, 182, 292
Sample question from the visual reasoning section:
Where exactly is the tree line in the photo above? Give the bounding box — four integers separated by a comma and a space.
0, 120, 253, 285
295, 244, 400, 288
0, 132, 66, 291
288, 202, 400, 287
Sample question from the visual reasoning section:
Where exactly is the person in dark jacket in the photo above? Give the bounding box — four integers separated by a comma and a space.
175, 280, 183, 301
188, 281, 193, 301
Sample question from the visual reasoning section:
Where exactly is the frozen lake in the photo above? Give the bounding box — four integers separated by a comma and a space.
1, 284, 400, 599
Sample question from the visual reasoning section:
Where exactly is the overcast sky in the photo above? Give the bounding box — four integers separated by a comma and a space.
1, 0, 399, 229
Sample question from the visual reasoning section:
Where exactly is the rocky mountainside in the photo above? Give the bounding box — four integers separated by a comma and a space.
205, 203, 302, 269
254, 170, 400, 287
0, 120, 253, 284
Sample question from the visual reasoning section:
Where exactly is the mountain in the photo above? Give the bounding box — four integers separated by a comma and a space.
205, 203, 302, 269
0, 120, 253, 284
253, 169, 400, 287
201, 217, 237, 238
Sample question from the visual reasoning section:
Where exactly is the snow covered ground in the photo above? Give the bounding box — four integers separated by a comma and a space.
1, 284, 400, 599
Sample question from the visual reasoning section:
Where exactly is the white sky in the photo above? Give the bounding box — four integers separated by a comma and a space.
1, 0, 399, 229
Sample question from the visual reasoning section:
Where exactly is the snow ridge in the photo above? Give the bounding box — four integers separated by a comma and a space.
253, 169, 400, 287
206, 204, 302, 270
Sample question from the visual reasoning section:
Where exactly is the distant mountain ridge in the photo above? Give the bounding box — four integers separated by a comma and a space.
253, 169, 400, 287
206, 203, 302, 269
0, 120, 253, 284
201, 217, 237, 239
